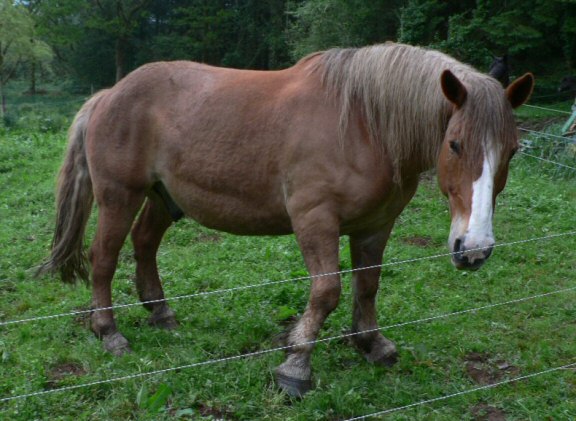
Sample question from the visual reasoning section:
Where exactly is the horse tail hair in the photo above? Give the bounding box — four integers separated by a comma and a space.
37, 91, 107, 284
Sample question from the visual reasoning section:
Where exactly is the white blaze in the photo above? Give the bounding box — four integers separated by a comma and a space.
466, 148, 497, 249
448, 145, 498, 263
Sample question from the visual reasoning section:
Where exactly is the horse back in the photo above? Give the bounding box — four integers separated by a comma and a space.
83, 59, 400, 235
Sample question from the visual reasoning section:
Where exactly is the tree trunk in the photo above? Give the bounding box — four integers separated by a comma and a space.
0, 79, 5, 123
115, 37, 128, 83
29, 61, 37, 95
0, 52, 4, 121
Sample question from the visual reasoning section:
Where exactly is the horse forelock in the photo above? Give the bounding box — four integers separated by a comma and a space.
457, 76, 518, 168
308, 43, 517, 180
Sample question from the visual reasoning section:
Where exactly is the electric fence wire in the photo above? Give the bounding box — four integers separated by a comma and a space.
1, 107, 575, 408
519, 127, 575, 143
2, 281, 576, 403
343, 360, 576, 420
2, 230, 575, 328
521, 103, 572, 115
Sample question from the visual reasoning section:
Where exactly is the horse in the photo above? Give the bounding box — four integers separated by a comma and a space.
559, 75, 576, 94
38, 42, 533, 397
488, 54, 510, 88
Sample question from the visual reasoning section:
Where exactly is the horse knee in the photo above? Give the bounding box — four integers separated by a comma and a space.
310, 277, 341, 314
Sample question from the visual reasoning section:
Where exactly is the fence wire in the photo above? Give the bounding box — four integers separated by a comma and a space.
521, 104, 572, 115
519, 127, 575, 143
2, 230, 575, 328
1, 107, 575, 413
518, 151, 576, 171
2, 281, 575, 404
343, 360, 576, 420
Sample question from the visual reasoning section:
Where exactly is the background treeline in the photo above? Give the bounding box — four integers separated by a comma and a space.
2, 0, 576, 95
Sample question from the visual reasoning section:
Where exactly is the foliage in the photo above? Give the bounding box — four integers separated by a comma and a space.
286, 0, 402, 60
2, 0, 576, 94
397, 0, 576, 72
0, 0, 53, 120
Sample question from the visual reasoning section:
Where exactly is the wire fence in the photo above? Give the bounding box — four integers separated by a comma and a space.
1, 99, 575, 416
2, 280, 576, 404
2, 230, 575, 328
522, 103, 572, 115
343, 359, 576, 420
518, 127, 574, 143
518, 151, 576, 171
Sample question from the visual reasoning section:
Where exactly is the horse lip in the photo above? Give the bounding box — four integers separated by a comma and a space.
452, 256, 486, 272
451, 255, 486, 271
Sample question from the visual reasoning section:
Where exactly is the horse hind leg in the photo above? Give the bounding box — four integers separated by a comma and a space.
89, 187, 146, 356
131, 195, 177, 329
349, 230, 398, 367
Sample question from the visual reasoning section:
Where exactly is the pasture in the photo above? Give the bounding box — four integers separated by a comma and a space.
0, 100, 575, 419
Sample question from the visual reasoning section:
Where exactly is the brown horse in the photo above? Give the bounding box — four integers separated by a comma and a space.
38, 42, 533, 396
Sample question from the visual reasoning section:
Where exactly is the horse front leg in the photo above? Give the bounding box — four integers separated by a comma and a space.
349, 228, 398, 366
275, 206, 341, 397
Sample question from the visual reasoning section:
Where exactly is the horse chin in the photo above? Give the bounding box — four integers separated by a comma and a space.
451, 256, 485, 271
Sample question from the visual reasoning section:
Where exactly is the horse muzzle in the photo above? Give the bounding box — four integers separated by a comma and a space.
451, 236, 494, 270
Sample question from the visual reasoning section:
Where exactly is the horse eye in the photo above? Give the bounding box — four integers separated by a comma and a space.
449, 140, 461, 155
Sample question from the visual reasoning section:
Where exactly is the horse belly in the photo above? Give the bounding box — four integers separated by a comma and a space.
163, 173, 292, 235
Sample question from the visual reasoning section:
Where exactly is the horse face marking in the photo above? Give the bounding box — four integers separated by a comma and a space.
456, 147, 497, 268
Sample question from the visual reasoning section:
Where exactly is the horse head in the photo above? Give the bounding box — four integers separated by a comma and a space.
437, 70, 534, 270
488, 55, 510, 88
558, 75, 576, 93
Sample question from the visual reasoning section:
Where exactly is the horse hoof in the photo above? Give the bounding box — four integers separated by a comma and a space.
373, 352, 399, 367
103, 332, 132, 356
276, 372, 313, 398
356, 334, 398, 367
149, 315, 179, 330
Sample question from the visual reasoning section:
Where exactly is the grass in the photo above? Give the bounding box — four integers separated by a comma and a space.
2, 81, 87, 132
0, 107, 575, 420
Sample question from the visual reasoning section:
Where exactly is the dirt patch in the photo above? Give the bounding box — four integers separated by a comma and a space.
471, 403, 507, 421
401, 235, 434, 247
197, 403, 237, 420
72, 305, 91, 327
464, 352, 519, 385
194, 232, 222, 243
46, 362, 87, 389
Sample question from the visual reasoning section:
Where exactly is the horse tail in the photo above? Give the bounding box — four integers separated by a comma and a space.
37, 91, 108, 284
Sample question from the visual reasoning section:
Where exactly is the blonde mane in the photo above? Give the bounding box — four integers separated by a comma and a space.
303, 43, 517, 180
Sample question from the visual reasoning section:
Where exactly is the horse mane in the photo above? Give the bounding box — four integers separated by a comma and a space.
302, 43, 517, 181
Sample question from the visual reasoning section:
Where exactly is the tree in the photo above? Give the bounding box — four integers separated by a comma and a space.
86, 0, 151, 82
0, 0, 53, 118
138, 0, 292, 71
395, 0, 576, 77
286, 0, 402, 61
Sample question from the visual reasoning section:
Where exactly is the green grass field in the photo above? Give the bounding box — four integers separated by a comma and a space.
0, 101, 575, 420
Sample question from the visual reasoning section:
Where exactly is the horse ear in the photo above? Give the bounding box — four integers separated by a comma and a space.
506, 72, 534, 109
441, 69, 467, 108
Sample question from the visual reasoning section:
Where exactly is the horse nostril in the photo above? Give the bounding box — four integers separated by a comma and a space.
454, 238, 463, 253
452, 237, 468, 263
